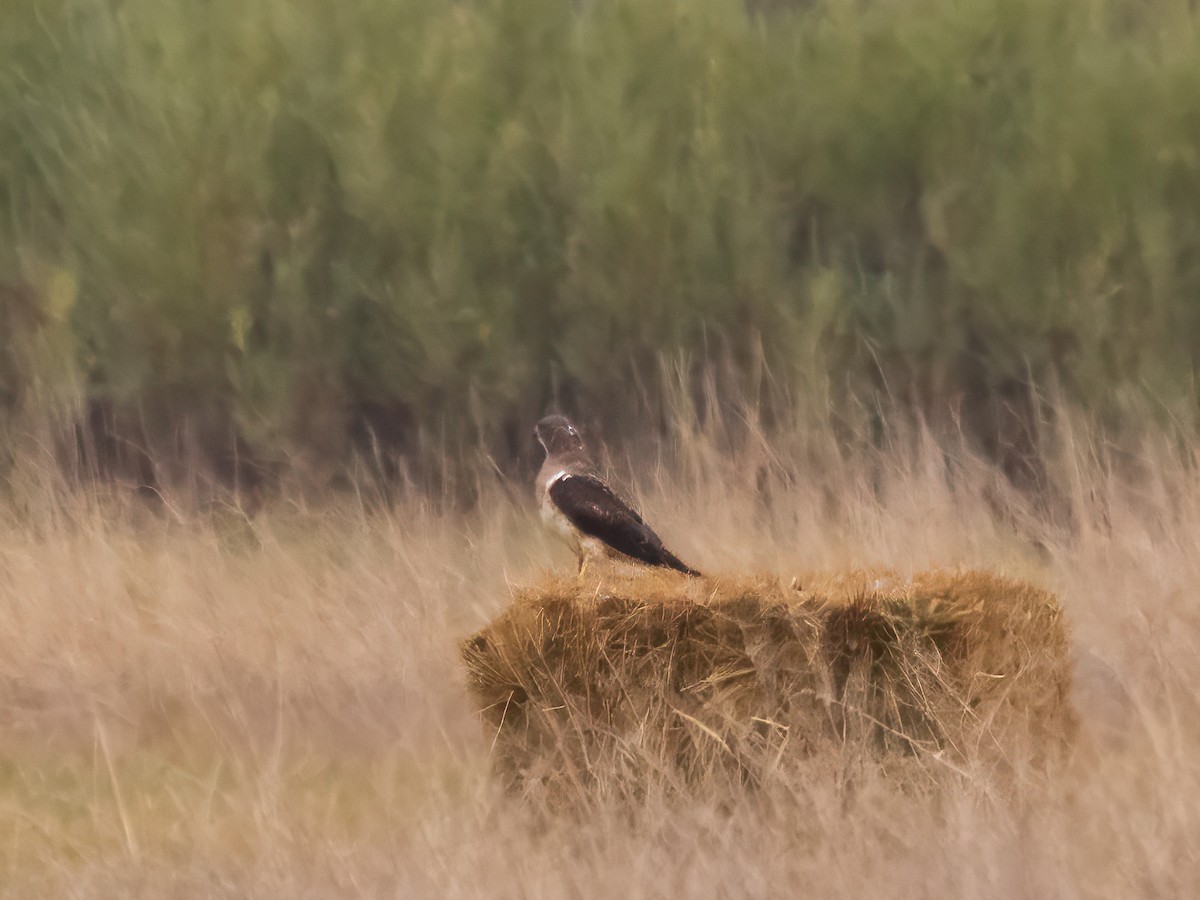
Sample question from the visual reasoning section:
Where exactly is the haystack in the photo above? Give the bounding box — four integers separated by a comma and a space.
462, 568, 1075, 793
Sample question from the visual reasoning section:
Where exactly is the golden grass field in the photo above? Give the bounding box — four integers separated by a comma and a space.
0, 413, 1195, 897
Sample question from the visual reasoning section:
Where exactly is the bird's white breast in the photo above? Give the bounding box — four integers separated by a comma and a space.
540, 471, 577, 540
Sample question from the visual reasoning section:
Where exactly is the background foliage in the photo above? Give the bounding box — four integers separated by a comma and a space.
4, 0, 1200, 487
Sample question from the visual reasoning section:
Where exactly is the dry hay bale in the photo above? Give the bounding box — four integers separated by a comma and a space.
462, 568, 1076, 793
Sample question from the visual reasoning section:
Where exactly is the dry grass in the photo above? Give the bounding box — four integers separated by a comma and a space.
463, 568, 1074, 796
0, 413, 1197, 896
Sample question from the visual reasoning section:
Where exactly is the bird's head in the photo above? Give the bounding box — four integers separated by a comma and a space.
535, 415, 585, 457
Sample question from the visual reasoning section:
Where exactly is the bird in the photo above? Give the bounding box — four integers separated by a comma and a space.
534, 415, 701, 577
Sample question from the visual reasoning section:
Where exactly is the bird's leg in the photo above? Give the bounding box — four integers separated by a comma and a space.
571, 533, 591, 581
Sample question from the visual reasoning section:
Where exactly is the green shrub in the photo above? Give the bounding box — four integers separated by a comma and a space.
4, 0, 1200, 482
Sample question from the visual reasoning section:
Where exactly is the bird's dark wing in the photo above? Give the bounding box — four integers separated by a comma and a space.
549, 475, 700, 575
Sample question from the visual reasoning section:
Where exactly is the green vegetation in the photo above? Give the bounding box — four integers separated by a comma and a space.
4, 0, 1200, 482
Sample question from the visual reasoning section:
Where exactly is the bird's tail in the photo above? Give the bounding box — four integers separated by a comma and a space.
660, 550, 701, 577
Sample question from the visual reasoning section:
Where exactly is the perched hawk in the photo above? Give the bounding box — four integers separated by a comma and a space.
534, 415, 701, 577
